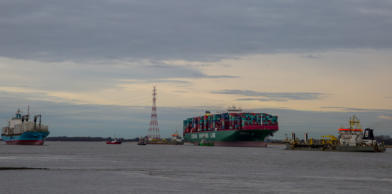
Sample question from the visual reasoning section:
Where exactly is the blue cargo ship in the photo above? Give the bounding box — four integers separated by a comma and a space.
1, 108, 49, 145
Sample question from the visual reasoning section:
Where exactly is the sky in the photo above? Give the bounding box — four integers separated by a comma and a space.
0, 0, 392, 139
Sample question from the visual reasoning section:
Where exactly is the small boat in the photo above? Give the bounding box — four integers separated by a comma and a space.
106, 138, 122, 144
199, 139, 214, 146
137, 136, 147, 145
169, 130, 184, 145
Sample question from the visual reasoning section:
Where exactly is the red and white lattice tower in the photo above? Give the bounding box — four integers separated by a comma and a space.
148, 86, 160, 140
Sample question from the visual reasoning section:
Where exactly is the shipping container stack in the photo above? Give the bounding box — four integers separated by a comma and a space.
261, 113, 278, 130
184, 112, 278, 134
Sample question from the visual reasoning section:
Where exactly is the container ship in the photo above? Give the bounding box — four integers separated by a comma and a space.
183, 107, 279, 147
1, 108, 49, 145
286, 115, 385, 152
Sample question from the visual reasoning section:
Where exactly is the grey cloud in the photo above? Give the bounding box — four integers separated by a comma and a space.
237, 98, 289, 102
214, 89, 324, 101
120, 79, 192, 87
206, 75, 239, 79
1, 0, 392, 61
320, 106, 392, 113
302, 54, 322, 59
0, 60, 237, 92
144, 64, 237, 79
378, 115, 392, 120
320, 106, 346, 109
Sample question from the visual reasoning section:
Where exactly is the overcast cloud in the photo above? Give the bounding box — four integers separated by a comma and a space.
214, 89, 324, 101
1, 1, 392, 137
0, 58, 236, 92
1, 0, 392, 61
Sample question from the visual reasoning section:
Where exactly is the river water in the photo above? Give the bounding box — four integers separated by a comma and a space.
0, 142, 391, 194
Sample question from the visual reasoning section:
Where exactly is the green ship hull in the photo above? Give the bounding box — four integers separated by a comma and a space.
184, 129, 276, 147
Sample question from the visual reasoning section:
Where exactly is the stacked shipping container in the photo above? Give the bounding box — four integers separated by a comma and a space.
183, 112, 278, 133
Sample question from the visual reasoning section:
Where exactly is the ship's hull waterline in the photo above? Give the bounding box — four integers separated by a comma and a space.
184, 129, 276, 147
2, 131, 49, 145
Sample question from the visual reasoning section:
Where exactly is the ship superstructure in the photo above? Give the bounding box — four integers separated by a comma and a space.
183, 107, 279, 147
1, 108, 49, 145
287, 115, 385, 152
338, 115, 366, 146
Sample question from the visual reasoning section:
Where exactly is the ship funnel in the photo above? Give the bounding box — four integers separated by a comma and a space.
291, 132, 296, 140
34, 114, 42, 129
304, 132, 308, 143
363, 128, 375, 140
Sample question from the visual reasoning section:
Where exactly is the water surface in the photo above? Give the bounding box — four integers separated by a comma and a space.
0, 142, 391, 193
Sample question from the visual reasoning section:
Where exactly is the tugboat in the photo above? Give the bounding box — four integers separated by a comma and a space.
168, 129, 184, 145
106, 138, 122, 144
287, 115, 385, 152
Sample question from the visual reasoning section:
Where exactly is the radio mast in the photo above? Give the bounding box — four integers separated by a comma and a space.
148, 86, 160, 140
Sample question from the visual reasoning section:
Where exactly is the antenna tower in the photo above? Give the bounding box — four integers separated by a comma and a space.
149, 86, 160, 140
